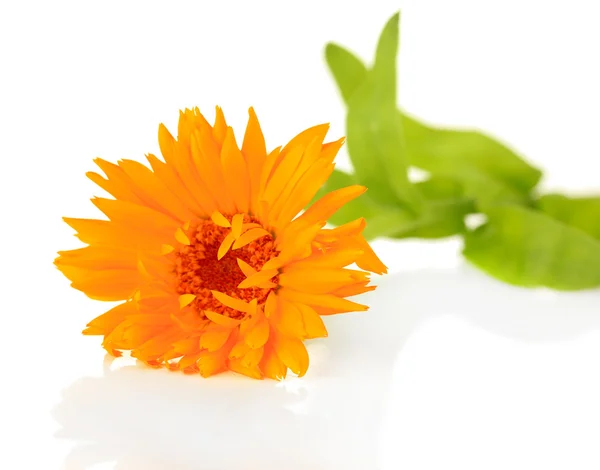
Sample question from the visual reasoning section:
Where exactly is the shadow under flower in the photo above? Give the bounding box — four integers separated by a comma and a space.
53, 265, 600, 469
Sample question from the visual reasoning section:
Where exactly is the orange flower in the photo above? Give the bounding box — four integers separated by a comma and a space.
55, 107, 386, 379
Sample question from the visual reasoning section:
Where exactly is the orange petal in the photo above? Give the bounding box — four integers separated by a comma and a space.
260, 145, 303, 208
158, 122, 176, 165
146, 153, 205, 216
241, 346, 264, 368
330, 281, 377, 297
117, 158, 194, 223
238, 269, 278, 289
136, 254, 172, 284
161, 244, 175, 255
160, 120, 217, 214
296, 304, 328, 339
257, 146, 282, 202
211, 291, 256, 314
279, 288, 368, 314
174, 227, 191, 245
245, 315, 270, 349
269, 136, 325, 223
351, 235, 388, 275
217, 232, 236, 260
316, 217, 366, 242
211, 210, 231, 228
229, 339, 251, 359
56, 246, 137, 271
279, 268, 368, 294
200, 328, 232, 352
205, 310, 242, 328
232, 227, 270, 250
177, 352, 202, 370
221, 128, 250, 213
65, 268, 139, 301
276, 222, 323, 264
296, 185, 367, 227
320, 137, 345, 161
125, 314, 173, 326
199, 328, 238, 377
212, 106, 227, 145
279, 123, 330, 160
236, 258, 257, 277
63, 217, 161, 250
259, 343, 287, 380
273, 159, 334, 229
229, 357, 263, 379
274, 299, 306, 337
241, 107, 267, 212
272, 331, 309, 377
92, 198, 179, 236
198, 351, 227, 378
134, 326, 182, 359
84, 301, 134, 335
179, 294, 196, 309
172, 337, 201, 355
91, 158, 144, 204
190, 129, 235, 214
231, 213, 244, 240
263, 292, 278, 318
261, 257, 285, 272
289, 247, 364, 270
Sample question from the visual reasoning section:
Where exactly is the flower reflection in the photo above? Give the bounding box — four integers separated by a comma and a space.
52, 268, 600, 469
52, 285, 399, 470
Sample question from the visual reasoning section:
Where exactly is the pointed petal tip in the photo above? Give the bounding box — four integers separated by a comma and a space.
175, 227, 191, 245
211, 211, 231, 228
179, 294, 196, 309
161, 244, 175, 255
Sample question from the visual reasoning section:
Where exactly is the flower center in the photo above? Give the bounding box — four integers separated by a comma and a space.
174, 217, 279, 320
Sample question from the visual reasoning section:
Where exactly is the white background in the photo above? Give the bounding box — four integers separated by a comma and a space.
1, 1, 599, 469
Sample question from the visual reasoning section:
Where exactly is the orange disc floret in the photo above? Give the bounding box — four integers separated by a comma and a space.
174, 217, 279, 320
55, 106, 387, 380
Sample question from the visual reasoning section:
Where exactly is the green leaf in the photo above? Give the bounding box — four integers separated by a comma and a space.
415, 177, 464, 200
463, 205, 600, 290
538, 194, 600, 240
403, 179, 474, 239
311, 169, 382, 225
444, 166, 532, 209
402, 113, 542, 200
324, 43, 367, 103
311, 169, 414, 239
345, 12, 422, 211
314, 170, 473, 240
324, 40, 541, 210
383, 177, 474, 239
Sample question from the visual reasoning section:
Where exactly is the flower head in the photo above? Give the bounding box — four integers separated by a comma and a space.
56, 107, 386, 379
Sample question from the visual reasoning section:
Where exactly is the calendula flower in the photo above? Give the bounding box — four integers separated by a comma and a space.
56, 107, 386, 379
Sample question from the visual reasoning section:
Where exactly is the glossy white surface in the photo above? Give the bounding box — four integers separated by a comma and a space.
4, 260, 600, 469
2, 1, 600, 469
